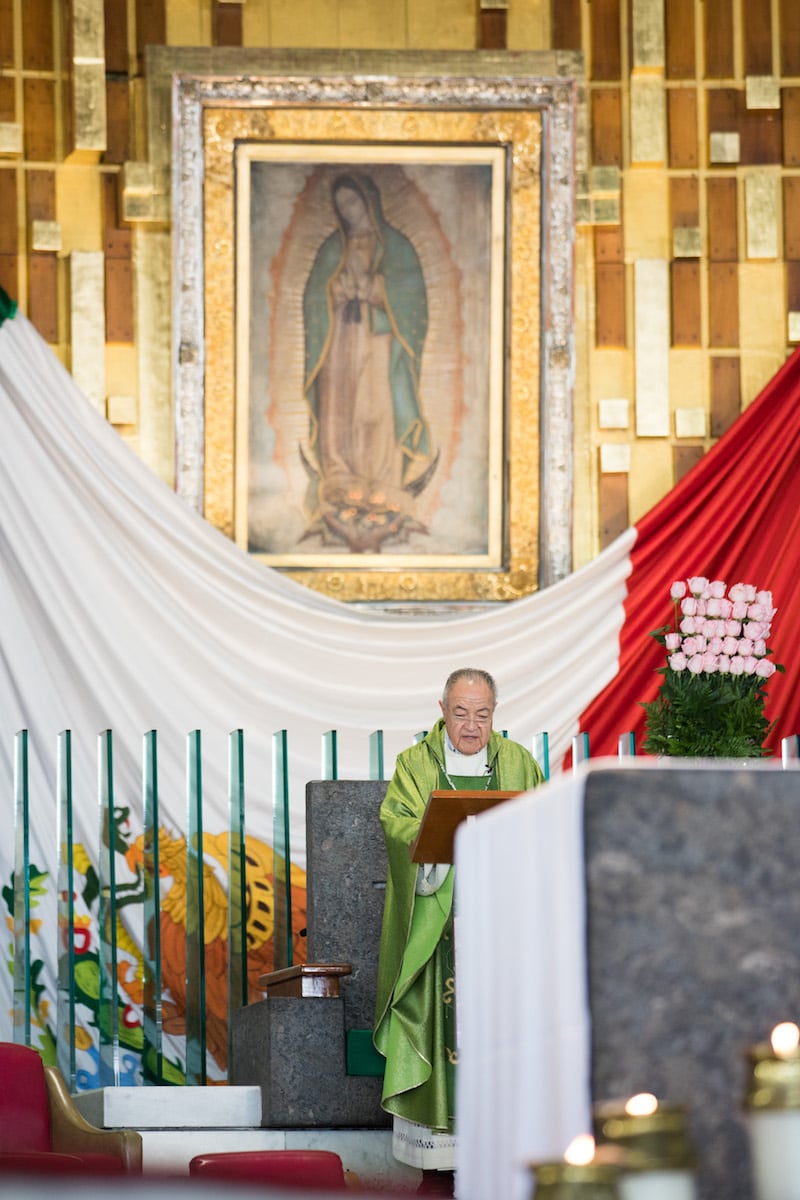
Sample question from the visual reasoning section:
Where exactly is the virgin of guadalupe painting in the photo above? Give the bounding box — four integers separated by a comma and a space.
301, 173, 439, 553
236, 150, 505, 568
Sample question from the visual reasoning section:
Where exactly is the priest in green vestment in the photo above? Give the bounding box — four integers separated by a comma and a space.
373, 668, 544, 1186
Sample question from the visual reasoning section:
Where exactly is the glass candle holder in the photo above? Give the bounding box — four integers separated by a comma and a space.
744, 1023, 800, 1200
593, 1095, 697, 1200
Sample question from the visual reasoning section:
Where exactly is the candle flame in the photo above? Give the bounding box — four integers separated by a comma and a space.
564, 1134, 595, 1166
624, 1092, 659, 1117
771, 1022, 800, 1058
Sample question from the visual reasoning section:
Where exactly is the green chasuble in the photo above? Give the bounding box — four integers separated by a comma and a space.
373, 719, 544, 1131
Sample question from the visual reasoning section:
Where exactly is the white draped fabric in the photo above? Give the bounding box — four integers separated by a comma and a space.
0, 306, 632, 1051
454, 769, 592, 1200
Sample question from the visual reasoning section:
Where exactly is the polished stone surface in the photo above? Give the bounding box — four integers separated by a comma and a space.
584, 765, 800, 1200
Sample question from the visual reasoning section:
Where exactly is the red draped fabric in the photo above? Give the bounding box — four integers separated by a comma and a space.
578, 347, 800, 758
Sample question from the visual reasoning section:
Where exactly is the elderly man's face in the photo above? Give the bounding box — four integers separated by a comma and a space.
439, 677, 495, 755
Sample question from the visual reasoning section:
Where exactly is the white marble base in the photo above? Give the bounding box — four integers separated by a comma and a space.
73, 1084, 262, 1129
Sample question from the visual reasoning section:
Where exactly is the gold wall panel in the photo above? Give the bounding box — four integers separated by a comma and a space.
745, 173, 779, 260
630, 76, 666, 164
634, 258, 670, 436
69, 249, 106, 412
632, 0, 665, 68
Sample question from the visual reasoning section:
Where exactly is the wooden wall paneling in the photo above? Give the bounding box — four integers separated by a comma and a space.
704, 0, 734, 78
744, 0, 773, 76
592, 88, 623, 166
0, 168, 17, 254
479, 8, 507, 48
214, 1, 243, 47
665, 0, 696, 78
781, 88, 800, 167
0, 0, 13, 68
708, 263, 739, 346
595, 223, 624, 264
104, 174, 133, 342
673, 445, 705, 482
104, 79, 131, 164
780, 0, 800, 77
552, 0, 581, 48
710, 355, 741, 435
668, 88, 699, 168
670, 260, 702, 345
23, 79, 56, 161
135, 0, 167, 73
707, 87, 739, 140
784, 178, 800, 259
22, 0, 53, 70
739, 103, 783, 165
0, 252, 17, 300
786, 260, 800, 315
596, 263, 627, 346
105, 0, 130, 74
590, 0, 621, 80
0, 76, 15, 122
599, 472, 629, 549
26, 169, 56, 222
706, 176, 738, 260
670, 175, 700, 227
28, 253, 58, 342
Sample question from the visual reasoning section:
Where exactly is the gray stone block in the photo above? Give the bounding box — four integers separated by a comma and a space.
585, 767, 800, 1200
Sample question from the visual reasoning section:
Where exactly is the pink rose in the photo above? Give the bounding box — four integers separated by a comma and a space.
738, 638, 754, 656
718, 598, 733, 619
753, 639, 767, 657
743, 584, 756, 602
680, 616, 698, 635
709, 580, 727, 599
725, 620, 742, 637
747, 604, 769, 622
706, 598, 723, 618
681, 598, 698, 616
742, 656, 758, 674
695, 599, 708, 617
683, 637, 700, 657
670, 581, 687, 599
729, 583, 747, 602
755, 659, 776, 678
756, 590, 773, 608
729, 656, 745, 675
688, 654, 705, 674
702, 651, 719, 673
669, 652, 687, 672
717, 655, 731, 673
689, 576, 709, 596
708, 636, 724, 654
722, 636, 739, 656
731, 601, 749, 620
743, 621, 765, 640
665, 633, 682, 651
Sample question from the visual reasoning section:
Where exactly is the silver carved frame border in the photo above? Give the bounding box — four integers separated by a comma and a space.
171, 60, 580, 589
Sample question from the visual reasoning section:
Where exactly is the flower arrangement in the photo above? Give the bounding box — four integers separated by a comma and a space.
642, 576, 784, 758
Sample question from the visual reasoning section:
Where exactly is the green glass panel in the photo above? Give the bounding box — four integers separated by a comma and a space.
185, 730, 206, 1085
142, 730, 163, 1084
532, 732, 550, 781
618, 731, 636, 757
368, 730, 384, 781
56, 730, 76, 1088
97, 730, 120, 1085
272, 729, 292, 971
13, 730, 31, 1044
227, 728, 247, 1072
573, 731, 590, 768
322, 730, 338, 780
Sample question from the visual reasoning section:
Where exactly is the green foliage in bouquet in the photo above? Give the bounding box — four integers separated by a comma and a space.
642, 576, 784, 758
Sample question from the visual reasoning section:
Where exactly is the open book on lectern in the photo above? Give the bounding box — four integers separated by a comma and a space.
409, 789, 524, 865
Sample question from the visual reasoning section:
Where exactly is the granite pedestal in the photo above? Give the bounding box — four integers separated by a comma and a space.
231, 780, 390, 1129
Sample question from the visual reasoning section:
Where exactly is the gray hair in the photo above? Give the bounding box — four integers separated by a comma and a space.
442, 668, 497, 707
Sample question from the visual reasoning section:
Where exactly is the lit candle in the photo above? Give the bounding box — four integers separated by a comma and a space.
745, 1022, 800, 1200
593, 1094, 697, 1200
529, 1135, 621, 1198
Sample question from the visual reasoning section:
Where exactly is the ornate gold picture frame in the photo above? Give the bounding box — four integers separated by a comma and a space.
170, 54, 579, 603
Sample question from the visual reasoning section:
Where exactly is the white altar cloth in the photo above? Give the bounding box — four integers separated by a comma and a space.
454, 767, 593, 1200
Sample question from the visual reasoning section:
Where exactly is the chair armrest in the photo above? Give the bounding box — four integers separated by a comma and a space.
44, 1067, 143, 1173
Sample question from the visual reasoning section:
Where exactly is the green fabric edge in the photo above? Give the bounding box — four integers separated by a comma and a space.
0, 286, 18, 327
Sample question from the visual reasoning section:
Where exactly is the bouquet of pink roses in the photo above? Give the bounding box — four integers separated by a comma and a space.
642, 576, 784, 757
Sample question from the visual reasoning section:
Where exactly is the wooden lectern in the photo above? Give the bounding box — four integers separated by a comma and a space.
409, 790, 523, 864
